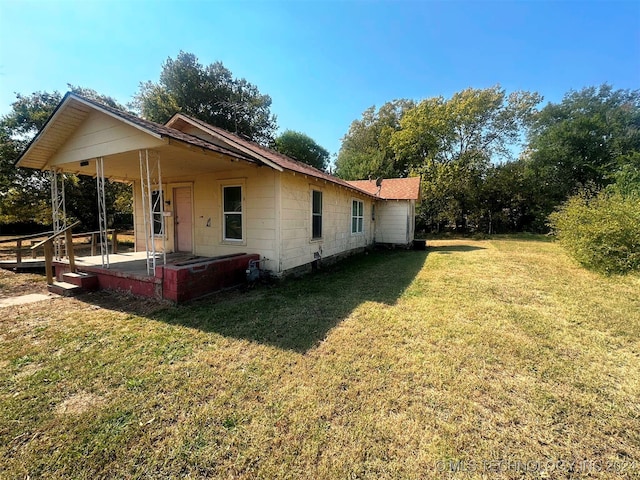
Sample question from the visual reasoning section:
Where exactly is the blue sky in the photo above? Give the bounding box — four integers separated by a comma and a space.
1, 0, 638, 158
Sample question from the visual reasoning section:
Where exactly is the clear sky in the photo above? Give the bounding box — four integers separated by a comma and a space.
1, 0, 638, 158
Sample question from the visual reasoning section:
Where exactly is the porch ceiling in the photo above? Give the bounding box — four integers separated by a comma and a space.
50, 142, 255, 182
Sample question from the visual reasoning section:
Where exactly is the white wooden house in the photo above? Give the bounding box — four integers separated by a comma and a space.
16, 93, 420, 298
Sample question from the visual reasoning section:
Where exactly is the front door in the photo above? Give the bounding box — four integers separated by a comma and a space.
174, 187, 193, 252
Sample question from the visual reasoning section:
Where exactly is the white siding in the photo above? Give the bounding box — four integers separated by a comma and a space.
133, 164, 279, 272
375, 200, 413, 245
132, 165, 380, 275
279, 173, 374, 272
49, 110, 164, 166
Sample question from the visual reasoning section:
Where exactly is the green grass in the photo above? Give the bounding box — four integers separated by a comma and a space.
1, 236, 639, 479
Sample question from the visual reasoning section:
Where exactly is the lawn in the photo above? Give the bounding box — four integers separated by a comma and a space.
1, 237, 639, 479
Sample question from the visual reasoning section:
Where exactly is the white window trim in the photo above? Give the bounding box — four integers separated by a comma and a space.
151, 188, 166, 238
311, 188, 323, 242
220, 180, 246, 245
351, 198, 364, 235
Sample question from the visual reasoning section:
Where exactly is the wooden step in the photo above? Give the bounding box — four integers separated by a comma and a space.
62, 272, 99, 291
48, 281, 83, 297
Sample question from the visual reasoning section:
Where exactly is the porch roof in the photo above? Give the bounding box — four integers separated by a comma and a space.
15, 93, 257, 180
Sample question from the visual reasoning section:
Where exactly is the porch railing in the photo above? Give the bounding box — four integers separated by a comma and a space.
1, 228, 119, 270
0, 230, 53, 265
31, 221, 81, 284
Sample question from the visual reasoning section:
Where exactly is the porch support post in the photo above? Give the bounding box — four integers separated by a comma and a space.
50, 168, 66, 260
96, 156, 109, 268
139, 149, 165, 275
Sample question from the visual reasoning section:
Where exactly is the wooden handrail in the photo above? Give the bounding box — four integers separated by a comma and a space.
31, 221, 81, 250
0, 228, 116, 245
3, 223, 119, 284
0, 231, 54, 244
71, 229, 114, 239
30, 221, 79, 285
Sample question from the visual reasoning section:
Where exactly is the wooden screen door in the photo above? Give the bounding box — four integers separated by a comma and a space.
174, 187, 193, 252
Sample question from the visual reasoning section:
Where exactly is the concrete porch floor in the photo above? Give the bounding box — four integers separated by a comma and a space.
73, 251, 206, 276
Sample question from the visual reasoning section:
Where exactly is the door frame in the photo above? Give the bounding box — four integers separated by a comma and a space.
171, 183, 194, 254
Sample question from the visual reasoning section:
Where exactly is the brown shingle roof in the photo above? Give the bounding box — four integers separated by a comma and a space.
166, 113, 372, 195
346, 177, 421, 200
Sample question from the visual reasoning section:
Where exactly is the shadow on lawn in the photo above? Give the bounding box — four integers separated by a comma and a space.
143, 249, 430, 353
427, 244, 486, 254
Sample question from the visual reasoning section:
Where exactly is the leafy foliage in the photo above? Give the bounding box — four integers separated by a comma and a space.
338, 84, 639, 237
396, 86, 541, 231
392, 86, 541, 168
335, 99, 415, 180
0, 87, 132, 228
528, 84, 640, 208
134, 51, 277, 145
273, 130, 330, 171
548, 190, 640, 274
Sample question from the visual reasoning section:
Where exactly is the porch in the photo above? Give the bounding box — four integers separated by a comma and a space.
52, 251, 259, 303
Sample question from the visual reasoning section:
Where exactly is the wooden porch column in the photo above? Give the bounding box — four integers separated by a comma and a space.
44, 240, 54, 285
112, 230, 119, 254
16, 239, 22, 266
65, 229, 76, 272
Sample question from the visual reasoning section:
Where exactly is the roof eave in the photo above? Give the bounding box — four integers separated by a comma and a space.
166, 113, 284, 172
16, 92, 164, 170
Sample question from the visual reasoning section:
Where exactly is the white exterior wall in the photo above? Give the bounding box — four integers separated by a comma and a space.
133, 164, 279, 272
49, 110, 164, 167
133, 165, 379, 275
279, 173, 374, 272
374, 200, 415, 245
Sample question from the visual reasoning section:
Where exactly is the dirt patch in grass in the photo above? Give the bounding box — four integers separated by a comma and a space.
0, 268, 47, 298
55, 392, 106, 415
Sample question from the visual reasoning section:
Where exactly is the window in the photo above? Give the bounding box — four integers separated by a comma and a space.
223, 185, 243, 241
151, 190, 164, 235
312, 190, 322, 239
351, 199, 364, 234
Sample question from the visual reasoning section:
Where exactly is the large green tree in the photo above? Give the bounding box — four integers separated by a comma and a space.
392, 86, 541, 231
335, 99, 415, 180
273, 130, 330, 171
527, 84, 640, 208
391, 86, 541, 168
0, 87, 132, 229
134, 51, 278, 145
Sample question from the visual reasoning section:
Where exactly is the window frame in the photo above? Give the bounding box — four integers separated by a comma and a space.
351, 198, 364, 235
222, 184, 244, 243
311, 189, 323, 240
151, 189, 164, 236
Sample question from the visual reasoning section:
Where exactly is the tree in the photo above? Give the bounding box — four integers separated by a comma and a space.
335, 99, 415, 180
0, 87, 132, 229
392, 86, 541, 232
527, 84, 640, 210
273, 130, 330, 171
391, 86, 541, 168
134, 51, 277, 145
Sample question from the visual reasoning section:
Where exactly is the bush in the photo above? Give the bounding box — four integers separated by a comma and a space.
548, 191, 640, 274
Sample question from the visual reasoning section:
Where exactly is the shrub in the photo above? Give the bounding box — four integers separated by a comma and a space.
548, 191, 640, 274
